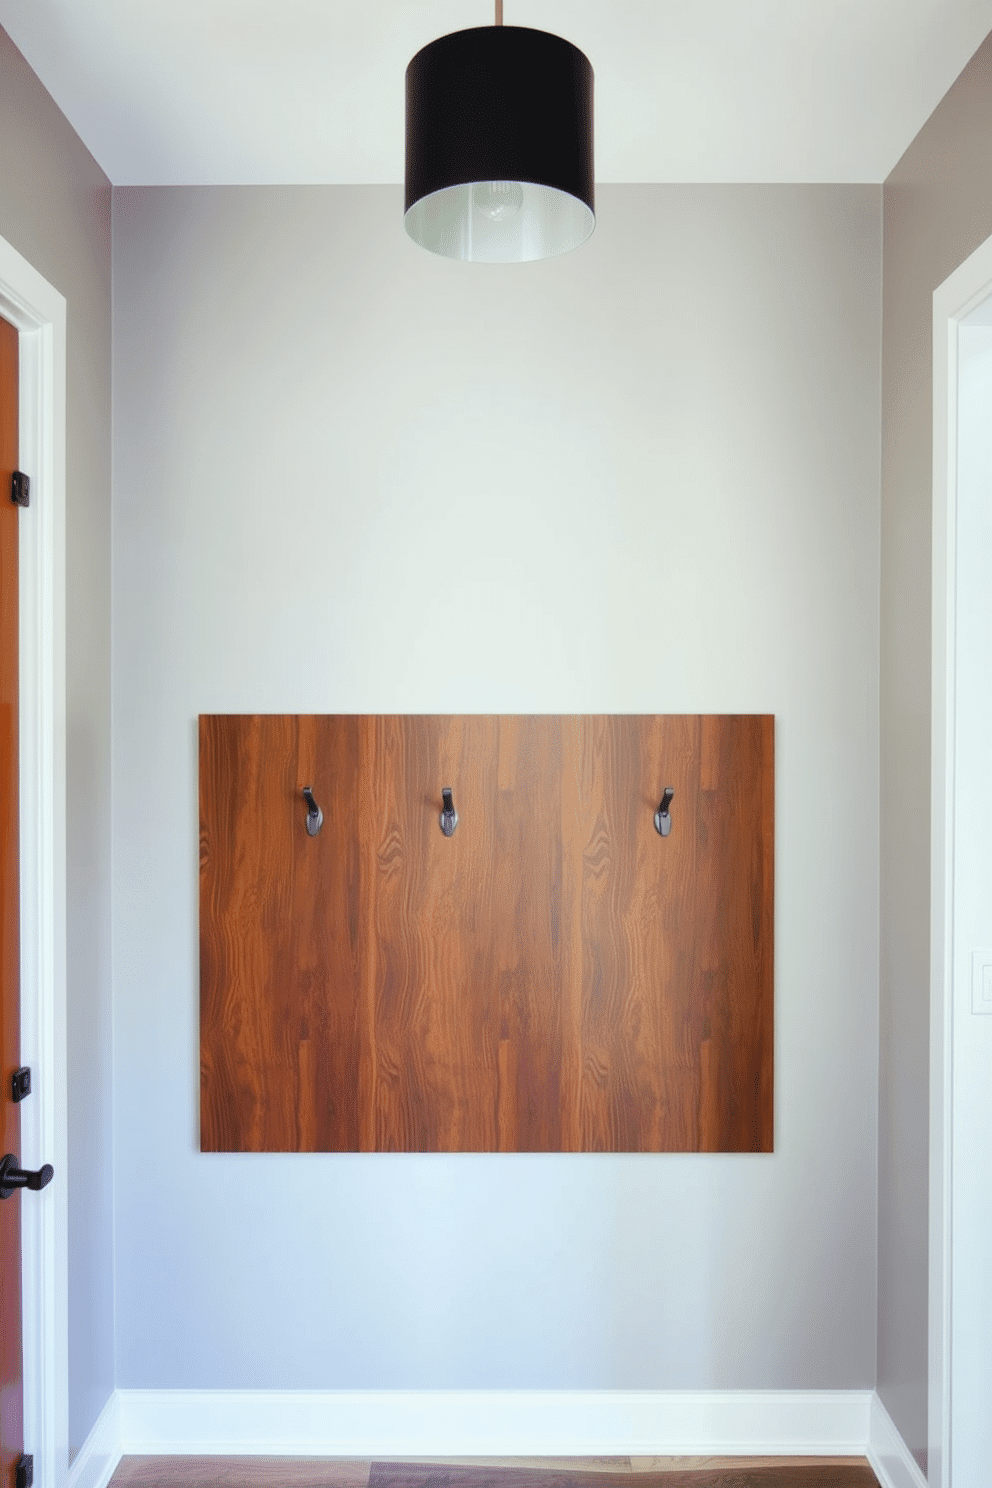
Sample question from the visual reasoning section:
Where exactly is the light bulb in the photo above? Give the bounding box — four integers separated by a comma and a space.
472, 180, 524, 222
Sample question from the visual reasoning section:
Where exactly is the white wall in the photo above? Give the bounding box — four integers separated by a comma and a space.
111, 184, 881, 1390
949, 321, 992, 1483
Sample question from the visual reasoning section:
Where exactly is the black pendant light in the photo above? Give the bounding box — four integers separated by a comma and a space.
404, 2, 594, 263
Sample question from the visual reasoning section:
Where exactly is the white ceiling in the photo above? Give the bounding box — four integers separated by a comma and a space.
2, 0, 992, 185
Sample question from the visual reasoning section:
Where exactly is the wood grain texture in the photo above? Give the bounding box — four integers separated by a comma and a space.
395, 1464, 631, 1476
367, 1465, 874, 1488
200, 716, 774, 1153
0, 314, 23, 1488
109, 1460, 373, 1487
109, 1462, 878, 1488
629, 1462, 861, 1473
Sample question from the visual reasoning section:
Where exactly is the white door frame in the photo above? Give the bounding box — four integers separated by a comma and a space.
0, 232, 68, 1488
930, 229, 992, 1488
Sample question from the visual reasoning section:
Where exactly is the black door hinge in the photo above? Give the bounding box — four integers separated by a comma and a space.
15, 1454, 34, 1488
11, 471, 29, 507
11, 1067, 31, 1103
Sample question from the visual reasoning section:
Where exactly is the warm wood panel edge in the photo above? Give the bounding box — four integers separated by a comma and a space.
199, 716, 774, 1154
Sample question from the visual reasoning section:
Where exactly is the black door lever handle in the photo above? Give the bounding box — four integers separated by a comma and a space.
0, 1153, 54, 1200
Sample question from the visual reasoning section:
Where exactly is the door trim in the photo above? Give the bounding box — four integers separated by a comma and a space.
930, 228, 992, 1488
0, 233, 68, 1488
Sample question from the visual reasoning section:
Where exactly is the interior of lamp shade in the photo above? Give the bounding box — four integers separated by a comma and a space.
404, 181, 595, 263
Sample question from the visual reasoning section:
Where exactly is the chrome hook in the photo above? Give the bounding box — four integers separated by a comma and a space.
654, 787, 674, 837
439, 787, 458, 837
302, 786, 323, 836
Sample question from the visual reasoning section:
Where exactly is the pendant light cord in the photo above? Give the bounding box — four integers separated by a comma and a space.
495, 0, 503, 23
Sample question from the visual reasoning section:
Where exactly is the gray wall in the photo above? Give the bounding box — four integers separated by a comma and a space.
112, 184, 881, 1391
5, 0, 992, 1451
879, 30, 992, 1477
0, 26, 114, 1461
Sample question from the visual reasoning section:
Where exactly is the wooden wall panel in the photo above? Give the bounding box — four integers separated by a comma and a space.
199, 715, 774, 1153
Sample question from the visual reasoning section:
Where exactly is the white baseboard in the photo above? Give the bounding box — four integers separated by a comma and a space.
867, 1394, 929, 1488
67, 1391, 123, 1488
111, 1388, 873, 1457
70, 1387, 927, 1481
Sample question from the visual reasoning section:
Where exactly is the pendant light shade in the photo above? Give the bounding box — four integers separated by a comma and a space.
404, 25, 595, 263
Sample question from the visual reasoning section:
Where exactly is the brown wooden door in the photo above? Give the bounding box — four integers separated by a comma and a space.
0, 315, 23, 1488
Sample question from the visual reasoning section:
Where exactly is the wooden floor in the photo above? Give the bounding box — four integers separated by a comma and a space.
109, 1456, 881, 1488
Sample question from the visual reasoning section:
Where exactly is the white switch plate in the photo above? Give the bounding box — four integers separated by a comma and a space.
971, 950, 992, 1014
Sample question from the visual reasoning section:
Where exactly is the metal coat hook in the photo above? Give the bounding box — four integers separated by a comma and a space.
654, 788, 674, 837
439, 787, 458, 837
302, 786, 323, 836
